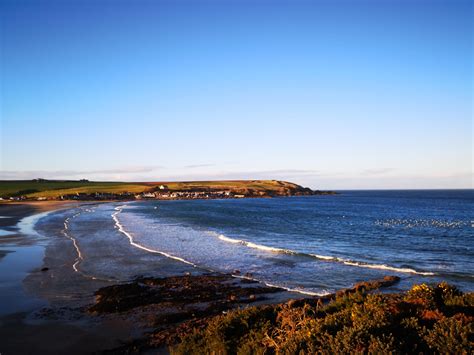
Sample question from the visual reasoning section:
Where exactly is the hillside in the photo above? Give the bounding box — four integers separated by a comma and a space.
0, 179, 334, 200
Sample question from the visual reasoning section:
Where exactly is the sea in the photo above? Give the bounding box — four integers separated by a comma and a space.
34, 190, 474, 296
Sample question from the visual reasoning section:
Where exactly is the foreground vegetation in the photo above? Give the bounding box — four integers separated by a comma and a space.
172, 282, 473, 354
0, 179, 319, 199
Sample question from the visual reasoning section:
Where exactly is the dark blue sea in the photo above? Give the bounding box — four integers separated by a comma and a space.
110, 190, 473, 295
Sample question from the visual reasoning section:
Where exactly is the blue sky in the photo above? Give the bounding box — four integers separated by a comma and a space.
1, 0, 472, 189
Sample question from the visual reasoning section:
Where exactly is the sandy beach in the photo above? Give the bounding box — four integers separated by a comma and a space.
0, 201, 76, 313
0, 201, 137, 354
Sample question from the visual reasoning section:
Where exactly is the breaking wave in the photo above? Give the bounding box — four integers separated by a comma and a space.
210, 232, 436, 276
234, 274, 331, 297
112, 205, 198, 267
112, 206, 333, 296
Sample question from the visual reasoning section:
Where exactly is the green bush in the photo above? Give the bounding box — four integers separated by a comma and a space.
171, 283, 473, 354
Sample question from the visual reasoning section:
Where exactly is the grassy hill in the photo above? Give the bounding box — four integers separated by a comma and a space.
0, 179, 316, 199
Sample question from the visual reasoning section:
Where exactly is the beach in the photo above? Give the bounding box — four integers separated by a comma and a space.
0, 202, 137, 354
0, 201, 76, 315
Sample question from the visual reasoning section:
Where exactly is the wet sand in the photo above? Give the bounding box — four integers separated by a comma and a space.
0, 202, 76, 317
0, 202, 131, 355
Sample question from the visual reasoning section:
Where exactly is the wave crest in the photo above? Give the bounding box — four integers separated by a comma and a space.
211, 232, 435, 276
112, 205, 198, 267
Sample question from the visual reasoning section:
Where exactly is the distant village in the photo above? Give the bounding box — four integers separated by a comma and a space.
3, 185, 262, 202
61, 185, 249, 201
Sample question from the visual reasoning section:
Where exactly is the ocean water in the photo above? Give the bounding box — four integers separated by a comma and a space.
37, 190, 474, 296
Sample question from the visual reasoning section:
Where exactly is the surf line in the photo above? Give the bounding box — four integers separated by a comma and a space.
61, 208, 115, 282
112, 205, 199, 268
212, 232, 436, 276
232, 273, 331, 297
111, 207, 332, 297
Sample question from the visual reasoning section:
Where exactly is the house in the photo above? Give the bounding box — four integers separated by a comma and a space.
142, 192, 156, 198
159, 185, 168, 190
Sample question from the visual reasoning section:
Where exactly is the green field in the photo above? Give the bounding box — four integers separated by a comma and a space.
0, 179, 305, 199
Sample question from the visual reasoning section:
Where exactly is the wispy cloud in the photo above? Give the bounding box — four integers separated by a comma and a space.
0, 166, 164, 180
183, 164, 216, 169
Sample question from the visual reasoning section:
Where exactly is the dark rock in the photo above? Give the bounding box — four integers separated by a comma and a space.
88, 274, 282, 315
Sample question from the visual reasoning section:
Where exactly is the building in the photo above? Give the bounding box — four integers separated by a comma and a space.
142, 192, 156, 198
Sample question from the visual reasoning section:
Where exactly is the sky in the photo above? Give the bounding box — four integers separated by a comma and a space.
0, 0, 472, 189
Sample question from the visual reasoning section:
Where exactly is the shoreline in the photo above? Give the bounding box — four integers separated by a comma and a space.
0, 202, 77, 316
0, 201, 142, 354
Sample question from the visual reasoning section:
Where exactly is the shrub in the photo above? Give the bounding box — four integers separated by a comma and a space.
171, 283, 473, 354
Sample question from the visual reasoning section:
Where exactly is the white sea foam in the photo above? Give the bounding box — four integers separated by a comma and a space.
310, 254, 335, 261
113, 208, 437, 298
112, 205, 198, 267
211, 231, 436, 276
263, 281, 331, 297
340, 260, 435, 276
112, 216, 331, 296
308, 254, 435, 275
217, 234, 243, 244
62, 211, 87, 274
231, 274, 330, 297
61, 208, 115, 281
213, 232, 295, 254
